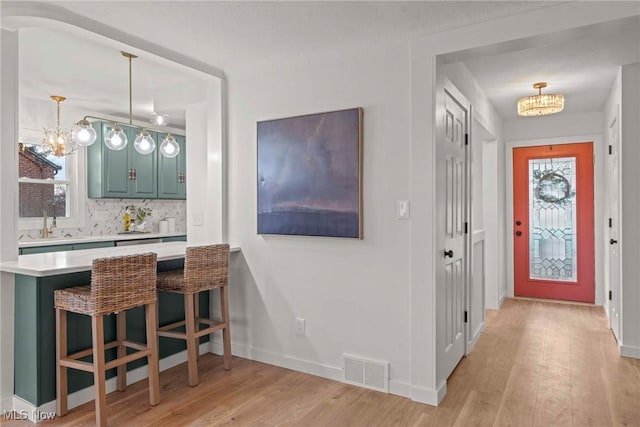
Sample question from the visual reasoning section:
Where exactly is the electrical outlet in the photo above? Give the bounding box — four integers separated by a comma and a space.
295, 317, 305, 336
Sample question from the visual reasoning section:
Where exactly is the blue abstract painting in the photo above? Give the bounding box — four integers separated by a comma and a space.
257, 108, 363, 238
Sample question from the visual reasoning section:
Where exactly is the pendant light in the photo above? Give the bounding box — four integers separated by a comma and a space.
43, 96, 77, 157
102, 51, 156, 154
159, 133, 180, 158
71, 118, 97, 146
517, 82, 564, 116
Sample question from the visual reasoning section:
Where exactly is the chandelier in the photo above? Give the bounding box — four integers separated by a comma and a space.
43, 96, 77, 157
70, 51, 179, 158
517, 82, 564, 117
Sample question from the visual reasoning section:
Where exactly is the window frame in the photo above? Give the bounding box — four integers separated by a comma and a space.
18, 127, 86, 231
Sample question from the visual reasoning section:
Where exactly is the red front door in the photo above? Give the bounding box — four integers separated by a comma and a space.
513, 142, 595, 303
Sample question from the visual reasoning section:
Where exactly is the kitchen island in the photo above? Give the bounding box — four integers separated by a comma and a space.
0, 242, 239, 410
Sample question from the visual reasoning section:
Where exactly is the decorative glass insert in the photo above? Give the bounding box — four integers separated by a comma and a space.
529, 157, 577, 282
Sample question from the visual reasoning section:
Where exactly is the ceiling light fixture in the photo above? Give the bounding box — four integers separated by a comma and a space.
517, 82, 564, 117
151, 112, 169, 126
71, 51, 180, 157
43, 95, 77, 157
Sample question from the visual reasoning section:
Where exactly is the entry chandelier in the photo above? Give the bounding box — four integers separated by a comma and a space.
70, 51, 180, 157
517, 82, 564, 117
43, 95, 77, 157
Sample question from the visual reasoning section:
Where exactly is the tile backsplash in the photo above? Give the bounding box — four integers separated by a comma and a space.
19, 199, 186, 240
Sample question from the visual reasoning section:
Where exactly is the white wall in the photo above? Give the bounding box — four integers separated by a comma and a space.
0, 29, 19, 412
226, 38, 413, 395
504, 111, 605, 305
620, 63, 640, 357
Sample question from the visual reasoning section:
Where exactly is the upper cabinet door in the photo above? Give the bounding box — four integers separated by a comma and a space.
157, 133, 186, 200
128, 127, 157, 198
102, 122, 130, 197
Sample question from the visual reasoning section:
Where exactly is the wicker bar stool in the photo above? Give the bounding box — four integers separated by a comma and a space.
156, 244, 231, 386
54, 253, 160, 427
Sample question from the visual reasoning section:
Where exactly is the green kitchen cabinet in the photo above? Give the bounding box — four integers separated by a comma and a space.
87, 122, 158, 199
71, 241, 115, 251
157, 133, 186, 200
20, 244, 73, 255
162, 235, 187, 242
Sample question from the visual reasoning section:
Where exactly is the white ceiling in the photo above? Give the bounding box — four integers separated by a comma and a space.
11, 2, 640, 126
455, 15, 640, 121
19, 27, 208, 129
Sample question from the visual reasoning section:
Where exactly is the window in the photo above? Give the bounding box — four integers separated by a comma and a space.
18, 143, 68, 218
18, 129, 85, 230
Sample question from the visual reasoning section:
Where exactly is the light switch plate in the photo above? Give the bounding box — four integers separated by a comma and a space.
193, 212, 204, 226
397, 200, 410, 219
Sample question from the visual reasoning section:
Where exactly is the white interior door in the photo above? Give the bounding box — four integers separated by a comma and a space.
607, 113, 621, 341
437, 83, 469, 379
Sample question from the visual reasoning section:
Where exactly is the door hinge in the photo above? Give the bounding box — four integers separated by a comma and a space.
609, 145, 613, 155
609, 291, 612, 301
464, 133, 469, 146
464, 311, 468, 323
609, 218, 613, 228
464, 222, 468, 234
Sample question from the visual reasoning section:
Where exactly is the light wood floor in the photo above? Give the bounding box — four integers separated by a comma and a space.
3, 298, 640, 426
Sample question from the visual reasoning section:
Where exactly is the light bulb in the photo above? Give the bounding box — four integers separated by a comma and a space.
104, 125, 128, 151
134, 129, 156, 155
160, 134, 180, 158
151, 112, 169, 127
71, 119, 97, 146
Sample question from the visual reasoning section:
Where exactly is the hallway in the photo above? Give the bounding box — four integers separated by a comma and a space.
2, 298, 638, 426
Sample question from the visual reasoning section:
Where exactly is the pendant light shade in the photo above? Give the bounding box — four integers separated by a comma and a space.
104, 124, 128, 150
71, 119, 97, 146
159, 133, 180, 158
134, 129, 156, 155
517, 82, 564, 117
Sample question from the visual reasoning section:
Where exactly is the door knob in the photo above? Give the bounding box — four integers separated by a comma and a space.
610, 239, 618, 245
444, 249, 454, 258
516, 231, 522, 236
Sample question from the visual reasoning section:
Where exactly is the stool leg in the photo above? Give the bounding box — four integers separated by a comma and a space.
220, 286, 232, 370
194, 293, 200, 361
145, 302, 160, 405
116, 311, 127, 391
56, 308, 68, 416
184, 293, 199, 386
92, 315, 107, 427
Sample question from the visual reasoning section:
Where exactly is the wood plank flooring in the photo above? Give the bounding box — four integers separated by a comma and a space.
2, 298, 639, 426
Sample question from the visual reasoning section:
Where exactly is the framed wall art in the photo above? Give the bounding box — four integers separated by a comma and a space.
257, 107, 363, 238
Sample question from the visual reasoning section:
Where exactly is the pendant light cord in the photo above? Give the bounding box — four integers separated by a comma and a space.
128, 53, 133, 125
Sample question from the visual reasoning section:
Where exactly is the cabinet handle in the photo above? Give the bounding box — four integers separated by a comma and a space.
128, 169, 133, 180
133, 169, 137, 180
178, 173, 185, 183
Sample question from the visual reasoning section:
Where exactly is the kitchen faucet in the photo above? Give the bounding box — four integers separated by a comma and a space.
42, 200, 57, 238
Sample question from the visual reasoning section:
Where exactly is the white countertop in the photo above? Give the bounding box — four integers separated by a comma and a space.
18, 232, 187, 248
0, 242, 240, 277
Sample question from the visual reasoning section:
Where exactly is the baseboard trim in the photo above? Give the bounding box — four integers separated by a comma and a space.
13, 342, 210, 423
209, 340, 343, 382
620, 344, 640, 359
409, 381, 446, 406
468, 321, 485, 354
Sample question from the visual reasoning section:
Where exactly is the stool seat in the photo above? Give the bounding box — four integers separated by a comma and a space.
55, 253, 160, 427
157, 244, 231, 386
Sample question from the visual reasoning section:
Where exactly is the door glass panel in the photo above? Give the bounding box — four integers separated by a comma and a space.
528, 157, 577, 282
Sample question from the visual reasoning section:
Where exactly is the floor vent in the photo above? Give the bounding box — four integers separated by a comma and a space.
342, 354, 389, 393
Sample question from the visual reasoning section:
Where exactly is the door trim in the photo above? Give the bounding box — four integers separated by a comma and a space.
505, 134, 604, 305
